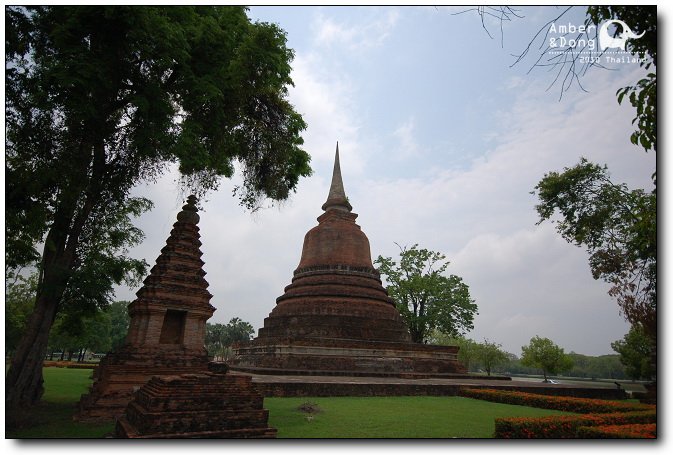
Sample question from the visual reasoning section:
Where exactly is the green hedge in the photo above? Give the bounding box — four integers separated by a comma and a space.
577, 423, 656, 439
495, 411, 656, 438
460, 388, 653, 414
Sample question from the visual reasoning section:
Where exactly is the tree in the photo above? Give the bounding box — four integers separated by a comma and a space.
533, 159, 656, 362
589, 7, 656, 157
223, 317, 255, 344
477, 339, 509, 376
205, 317, 254, 360
106, 300, 130, 351
430, 332, 480, 372
611, 324, 654, 381
375, 244, 477, 344
520, 336, 574, 382
205, 323, 227, 360
566, 352, 626, 380
5, 273, 38, 357
5, 6, 311, 413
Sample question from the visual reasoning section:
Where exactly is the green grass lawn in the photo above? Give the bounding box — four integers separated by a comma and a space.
7, 367, 115, 438
265, 396, 571, 438
7, 367, 573, 438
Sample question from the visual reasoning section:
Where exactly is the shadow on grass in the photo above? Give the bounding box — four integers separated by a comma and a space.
6, 399, 113, 438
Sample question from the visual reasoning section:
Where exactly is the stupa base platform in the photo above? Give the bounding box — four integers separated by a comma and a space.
229, 371, 627, 400
76, 346, 210, 422
115, 365, 276, 439
232, 337, 467, 376
230, 365, 507, 380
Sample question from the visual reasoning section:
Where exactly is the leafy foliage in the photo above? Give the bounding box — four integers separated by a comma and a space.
565, 352, 625, 380
520, 336, 574, 381
611, 324, 654, 381
431, 333, 508, 376
5, 273, 38, 356
205, 317, 254, 360
477, 339, 510, 376
46, 300, 130, 359
5, 5, 310, 410
533, 159, 656, 347
375, 244, 477, 344
431, 333, 481, 372
616, 73, 656, 156
588, 6, 656, 158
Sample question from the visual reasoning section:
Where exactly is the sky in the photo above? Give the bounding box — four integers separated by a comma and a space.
115, 5, 658, 357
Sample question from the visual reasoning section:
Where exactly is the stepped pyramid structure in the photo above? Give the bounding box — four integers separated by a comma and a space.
233, 144, 466, 376
115, 364, 277, 438
76, 196, 215, 422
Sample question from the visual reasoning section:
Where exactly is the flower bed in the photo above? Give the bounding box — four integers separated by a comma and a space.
461, 388, 656, 439
495, 411, 657, 438
460, 388, 652, 414
577, 423, 656, 439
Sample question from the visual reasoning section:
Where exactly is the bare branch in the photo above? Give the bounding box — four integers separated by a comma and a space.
458, 6, 619, 100
452, 6, 526, 47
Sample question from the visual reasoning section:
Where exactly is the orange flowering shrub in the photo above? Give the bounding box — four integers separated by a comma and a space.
460, 388, 653, 414
495, 411, 656, 439
461, 388, 657, 439
577, 423, 656, 439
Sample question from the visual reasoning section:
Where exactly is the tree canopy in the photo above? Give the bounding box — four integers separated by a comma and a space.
611, 324, 654, 381
521, 336, 574, 382
5, 5, 310, 414
477, 339, 509, 377
430, 332, 480, 372
533, 159, 656, 348
589, 6, 656, 157
375, 244, 477, 344
205, 318, 255, 360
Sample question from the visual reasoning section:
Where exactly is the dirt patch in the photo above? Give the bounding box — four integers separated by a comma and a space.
297, 401, 322, 415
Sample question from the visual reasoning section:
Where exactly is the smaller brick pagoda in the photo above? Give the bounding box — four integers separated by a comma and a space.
76, 195, 215, 422
115, 363, 277, 439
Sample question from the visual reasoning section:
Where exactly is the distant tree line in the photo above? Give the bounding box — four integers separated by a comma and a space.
6, 274, 131, 362
6, 271, 254, 363
205, 318, 255, 361
430, 330, 649, 381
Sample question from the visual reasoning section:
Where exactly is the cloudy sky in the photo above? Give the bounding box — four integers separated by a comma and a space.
117, 5, 657, 357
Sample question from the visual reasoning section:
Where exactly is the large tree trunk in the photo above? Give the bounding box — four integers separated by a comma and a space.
5, 197, 80, 416
5, 286, 62, 413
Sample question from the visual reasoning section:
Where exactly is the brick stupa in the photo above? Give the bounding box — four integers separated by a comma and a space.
232, 145, 466, 376
115, 363, 277, 438
77, 195, 215, 422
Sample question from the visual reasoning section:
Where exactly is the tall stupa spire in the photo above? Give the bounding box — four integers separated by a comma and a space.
321, 142, 353, 212
232, 140, 467, 377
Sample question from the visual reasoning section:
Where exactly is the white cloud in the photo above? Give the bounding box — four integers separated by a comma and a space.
117, 8, 654, 358
287, 53, 364, 175
312, 10, 400, 51
353, 63, 652, 356
391, 117, 420, 160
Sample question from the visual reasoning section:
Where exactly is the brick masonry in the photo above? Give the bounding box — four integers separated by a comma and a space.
116, 364, 277, 438
232, 148, 466, 376
76, 196, 215, 422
